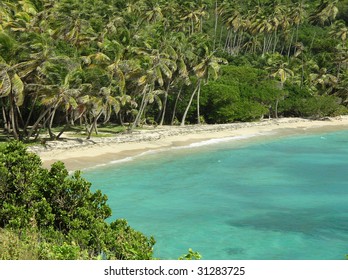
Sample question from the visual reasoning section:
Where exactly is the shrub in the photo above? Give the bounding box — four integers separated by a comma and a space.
0, 142, 155, 259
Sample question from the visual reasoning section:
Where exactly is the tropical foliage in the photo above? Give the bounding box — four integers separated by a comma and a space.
0, 141, 155, 259
1, 0, 347, 141
1, 0, 348, 260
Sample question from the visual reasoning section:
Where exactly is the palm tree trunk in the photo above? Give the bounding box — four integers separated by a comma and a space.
86, 122, 94, 140
159, 83, 170, 126
70, 110, 75, 126
86, 111, 102, 139
16, 105, 25, 130
171, 85, 183, 125
10, 103, 19, 140
181, 83, 199, 126
8, 95, 19, 140
132, 86, 148, 129
1, 99, 10, 134
263, 36, 267, 55
273, 30, 278, 53
27, 106, 53, 139
218, 26, 224, 49
275, 82, 284, 119
196, 80, 202, 125
266, 34, 273, 53
224, 30, 231, 51
301, 55, 305, 88
232, 32, 238, 51
24, 93, 38, 134
213, 0, 218, 50
119, 111, 124, 126
48, 107, 57, 139
57, 124, 69, 139
237, 32, 244, 54
287, 29, 295, 59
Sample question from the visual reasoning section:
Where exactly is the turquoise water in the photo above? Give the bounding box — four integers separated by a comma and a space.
84, 129, 348, 260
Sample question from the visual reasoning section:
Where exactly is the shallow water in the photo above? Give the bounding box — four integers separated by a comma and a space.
84, 129, 348, 260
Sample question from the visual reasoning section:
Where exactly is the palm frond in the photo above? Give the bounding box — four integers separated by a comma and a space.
0, 70, 11, 97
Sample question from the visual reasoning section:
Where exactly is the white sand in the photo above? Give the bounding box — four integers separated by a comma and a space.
29, 117, 348, 171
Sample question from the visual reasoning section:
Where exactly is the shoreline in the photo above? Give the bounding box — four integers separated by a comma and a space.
28, 117, 348, 171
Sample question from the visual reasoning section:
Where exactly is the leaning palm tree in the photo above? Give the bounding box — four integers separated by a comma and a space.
83, 86, 123, 139
26, 65, 85, 140
181, 46, 226, 126
0, 63, 24, 139
131, 69, 164, 129
330, 20, 348, 43
309, 0, 339, 26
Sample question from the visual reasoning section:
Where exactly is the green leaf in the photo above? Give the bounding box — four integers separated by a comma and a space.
155, 67, 164, 87
69, 97, 78, 110
11, 73, 24, 106
0, 70, 11, 97
15, 60, 37, 78
138, 75, 147, 86
159, 63, 172, 79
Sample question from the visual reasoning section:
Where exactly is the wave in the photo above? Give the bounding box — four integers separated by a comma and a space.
186, 134, 260, 148
83, 132, 272, 170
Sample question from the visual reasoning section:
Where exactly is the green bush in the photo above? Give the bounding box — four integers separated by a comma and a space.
200, 65, 278, 122
0, 142, 155, 260
280, 94, 348, 118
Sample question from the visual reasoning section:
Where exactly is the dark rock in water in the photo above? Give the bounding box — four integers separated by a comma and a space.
226, 247, 245, 256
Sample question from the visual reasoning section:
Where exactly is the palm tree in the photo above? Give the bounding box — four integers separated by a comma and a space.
309, 67, 338, 95
143, 3, 163, 24
334, 70, 348, 105
131, 69, 164, 129
330, 20, 348, 78
180, 3, 209, 36
289, 0, 307, 48
309, 0, 339, 26
0, 63, 24, 139
84, 85, 123, 139
266, 53, 294, 118
154, 45, 178, 126
330, 20, 348, 42
25, 63, 84, 140
181, 46, 226, 126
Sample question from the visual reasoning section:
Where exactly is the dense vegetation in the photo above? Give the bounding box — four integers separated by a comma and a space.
1, 0, 348, 259
0, 0, 348, 141
0, 141, 155, 259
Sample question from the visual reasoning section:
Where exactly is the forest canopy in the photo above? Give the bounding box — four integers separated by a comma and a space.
1, 0, 348, 260
1, 0, 348, 141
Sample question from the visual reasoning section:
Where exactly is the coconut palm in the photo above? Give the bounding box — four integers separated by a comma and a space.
181, 45, 226, 126
0, 63, 24, 139
131, 81, 163, 129
334, 70, 348, 104
180, 3, 209, 36
309, 67, 338, 95
266, 53, 294, 118
330, 20, 348, 43
84, 85, 123, 139
309, 0, 339, 26
26, 63, 84, 139
329, 20, 348, 78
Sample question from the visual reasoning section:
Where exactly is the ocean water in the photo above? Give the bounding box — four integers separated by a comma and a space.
84, 129, 348, 260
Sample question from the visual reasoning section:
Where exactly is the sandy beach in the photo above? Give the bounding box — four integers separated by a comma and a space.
28, 117, 348, 171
